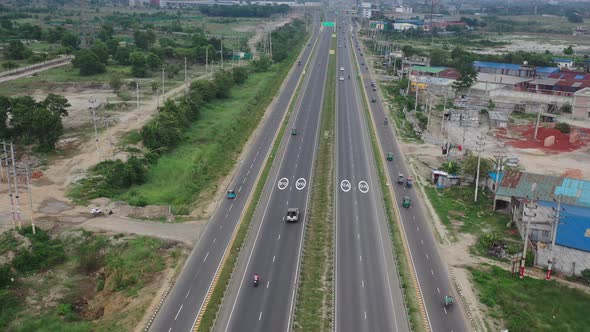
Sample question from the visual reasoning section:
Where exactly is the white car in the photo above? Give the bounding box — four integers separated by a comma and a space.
339, 76, 345, 81
340, 66, 344, 71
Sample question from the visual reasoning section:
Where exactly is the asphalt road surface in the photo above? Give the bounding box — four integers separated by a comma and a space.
214, 25, 331, 332
334, 18, 410, 332
148, 18, 320, 332
351, 24, 470, 332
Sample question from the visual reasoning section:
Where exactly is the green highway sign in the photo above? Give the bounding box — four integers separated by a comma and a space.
322, 22, 335, 27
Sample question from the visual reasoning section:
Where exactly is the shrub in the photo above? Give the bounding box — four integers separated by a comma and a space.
12, 227, 65, 274
555, 122, 571, 134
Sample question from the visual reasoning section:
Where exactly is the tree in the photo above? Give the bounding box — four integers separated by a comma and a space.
566, 12, 583, 24
72, 49, 106, 76
4, 40, 32, 60
555, 122, 571, 134
452, 65, 478, 94
129, 51, 147, 77
90, 41, 109, 64
563, 45, 574, 56
462, 153, 492, 182
33, 107, 63, 151
110, 76, 123, 92
97, 24, 114, 42
146, 52, 163, 70
61, 32, 80, 50
133, 30, 157, 50
114, 46, 131, 65
2, 61, 18, 70
41, 94, 70, 117
140, 112, 183, 151
440, 160, 461, 175
0, 96, 9, 137
190, 79, 217, 102
213, 70, 234, 99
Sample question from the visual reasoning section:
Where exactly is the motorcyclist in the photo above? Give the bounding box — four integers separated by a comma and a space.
444, 295, 453, 305
253, 274, 260, 287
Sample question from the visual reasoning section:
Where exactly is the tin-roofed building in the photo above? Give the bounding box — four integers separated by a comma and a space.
495, 171, 590, 276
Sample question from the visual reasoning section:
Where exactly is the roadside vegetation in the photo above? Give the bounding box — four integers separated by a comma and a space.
69, 20, 307, 212
294, 33, 334, 332
470, 264, 590, 332
0, 227, 184, 331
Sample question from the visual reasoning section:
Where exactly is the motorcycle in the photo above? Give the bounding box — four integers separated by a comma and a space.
253, 274, 260, 287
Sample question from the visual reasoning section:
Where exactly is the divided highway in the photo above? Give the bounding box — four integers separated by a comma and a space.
351, 25, 470, 332
148, 18, 320, 332
214, 24, 332, 332
334, 18, 409, 332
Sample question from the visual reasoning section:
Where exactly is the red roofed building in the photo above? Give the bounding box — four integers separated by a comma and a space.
525, 71, 590, 97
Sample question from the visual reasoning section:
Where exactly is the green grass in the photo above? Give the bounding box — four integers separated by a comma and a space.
470, 264, 590, 332
15, 313, 91, 332
355, 54, 425, 332
197, 26, 309, 332
423, 186, 517, 240
379, 83, 422, 142
293, 33, 335, 332
0, 64, 129, 95
120, 69, 275, 209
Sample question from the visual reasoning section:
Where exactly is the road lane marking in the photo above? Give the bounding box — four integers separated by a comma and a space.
421, 240, 424, 245
278, 177, 289, 190
359, 255, 362, 262
277, 234, 281, 240
204, 251, 210, 262
444, 307, 448, 315
362, 280, 364, 288
247, 169, 250, 176
186, 287, 192, 298
225, 213, 229, 219
413, 215, 416, 220
219, 224, 223, 230
286, 200, 289, 206
168, 328, 172, 332
431, 269, 434, 275
426, 253, 429, 260
273, 255, 276, 263
259, 312, 263, 321
417, 226, 420, 231
358, 233, 360, 239
364, 312, 367, 320
213, 238, 216, 244
229, 204, 233, 212
242, 178, 246, 184
174, 304, 183, 320
238, 185, 242, 192
437, 288, 440, 294
266, 281, 270, 288
295, 178, 307, 190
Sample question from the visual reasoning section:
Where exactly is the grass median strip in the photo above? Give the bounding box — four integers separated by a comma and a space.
196, 30, 313, 332
293, 33, 335, 332
354, 67, 426, 331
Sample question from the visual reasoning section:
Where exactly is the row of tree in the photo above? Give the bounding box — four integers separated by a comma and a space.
0, 94, 70, 151
198, 4, 290, 18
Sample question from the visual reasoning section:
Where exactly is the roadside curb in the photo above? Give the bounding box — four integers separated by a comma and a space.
144, 283, 173, 331
448, 267, 479, 331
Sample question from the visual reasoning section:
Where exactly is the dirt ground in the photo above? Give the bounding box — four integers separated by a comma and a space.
476, 33, 590, 55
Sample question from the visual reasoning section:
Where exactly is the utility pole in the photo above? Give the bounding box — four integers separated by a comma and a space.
162, 67, 165, 97
269, 30, 272, 61
520, 196, 537, 279
473, 135, 485, 202
88, 97, 101, 162
25, 164, 36, 234
10, 142, 22, 229
533, 107, 542, 140
492, 152, 505, 210
103, 118, 113, 158
206, 46, 209, 75
135, 82, 141, 128
220, 36, 224, 68
546, 197, 562, 280
3, 142, 16, 228
184, 57, 189, 96
414, 84, 419, 112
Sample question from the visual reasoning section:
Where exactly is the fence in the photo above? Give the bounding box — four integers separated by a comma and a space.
0, 55, 73, 79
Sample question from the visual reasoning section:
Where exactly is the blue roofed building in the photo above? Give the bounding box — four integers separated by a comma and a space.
473, 61, 559, 78
494, 171, 590, 276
